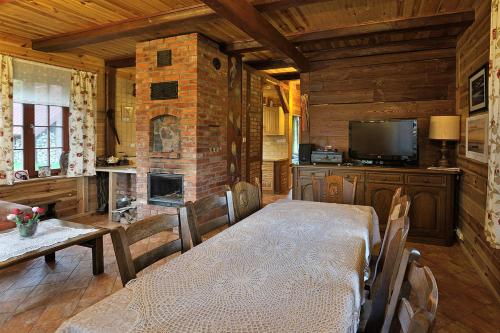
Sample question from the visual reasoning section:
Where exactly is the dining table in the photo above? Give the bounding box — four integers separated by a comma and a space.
57, 199, 380, 333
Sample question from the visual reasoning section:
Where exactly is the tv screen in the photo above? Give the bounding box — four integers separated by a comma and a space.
349, 119, 418, 164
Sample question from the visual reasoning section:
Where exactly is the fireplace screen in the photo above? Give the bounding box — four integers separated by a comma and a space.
148, 173, 184, 207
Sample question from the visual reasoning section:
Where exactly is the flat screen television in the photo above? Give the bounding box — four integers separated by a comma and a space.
349, 119, 418, 165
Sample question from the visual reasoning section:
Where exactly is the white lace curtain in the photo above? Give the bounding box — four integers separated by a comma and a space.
0, 55, 13, 185
13, 59, 71, 106
67, 70, 96, 177
485, 0, 500, 249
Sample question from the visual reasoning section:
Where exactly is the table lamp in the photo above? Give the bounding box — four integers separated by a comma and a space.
429, 115, 460, 167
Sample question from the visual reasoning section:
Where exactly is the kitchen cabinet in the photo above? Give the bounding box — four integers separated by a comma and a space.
263, 106, 285, 136
262, 159, 290, 194
292, 165, 459, 246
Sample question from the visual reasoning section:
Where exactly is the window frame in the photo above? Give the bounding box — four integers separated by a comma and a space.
15, 103, 70, 177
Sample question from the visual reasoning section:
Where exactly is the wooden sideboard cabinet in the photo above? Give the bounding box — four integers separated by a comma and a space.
292, 165, 460, 246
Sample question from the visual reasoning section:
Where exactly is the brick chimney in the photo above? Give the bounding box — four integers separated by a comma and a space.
135, 33, 228, 218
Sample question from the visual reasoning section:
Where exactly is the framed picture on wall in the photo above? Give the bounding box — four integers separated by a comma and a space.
469, 64, 488, 114
466, 113, 489, 163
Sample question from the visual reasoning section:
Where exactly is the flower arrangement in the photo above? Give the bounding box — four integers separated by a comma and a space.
7, 207, 45, 237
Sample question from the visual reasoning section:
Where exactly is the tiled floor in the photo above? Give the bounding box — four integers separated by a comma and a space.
0, 195, 499, 332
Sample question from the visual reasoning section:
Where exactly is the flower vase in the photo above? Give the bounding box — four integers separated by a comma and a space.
18, 221, 39, 238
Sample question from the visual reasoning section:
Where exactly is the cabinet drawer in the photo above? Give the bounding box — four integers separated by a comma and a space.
331, 171, 365, 182
406, 174, 446, 187
367, 172, 404, 184
298, 169, 329, 178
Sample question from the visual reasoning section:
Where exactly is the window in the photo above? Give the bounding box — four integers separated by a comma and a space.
12, 58, 71, 177
13, 103, 69, 176
291, 116, 301, 164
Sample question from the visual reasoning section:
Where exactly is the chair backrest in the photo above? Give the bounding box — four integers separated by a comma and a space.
388, 187, 403, 222
376, 193, 410, 277
365, 216, 410, 333
381, 249, 438, 333
185, 190, 235, 247
111, 207, 191, 286
232, 178, 262, 221
311, 175, 358, 204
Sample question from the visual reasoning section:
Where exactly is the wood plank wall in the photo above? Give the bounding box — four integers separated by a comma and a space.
0, 35, 105, 217
300, 45, 457, 166
456, 0, 500, 301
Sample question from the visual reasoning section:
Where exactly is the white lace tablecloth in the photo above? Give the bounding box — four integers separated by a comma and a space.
0, 220, 98, 262
58, 200, 379, 333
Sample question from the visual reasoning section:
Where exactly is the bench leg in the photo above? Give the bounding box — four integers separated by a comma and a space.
44, 252, 56, 263
91, 237, 104, 275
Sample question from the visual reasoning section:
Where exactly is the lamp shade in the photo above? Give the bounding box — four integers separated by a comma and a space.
429, 116, 460, 141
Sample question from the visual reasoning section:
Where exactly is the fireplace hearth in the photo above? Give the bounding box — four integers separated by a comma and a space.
148, 173, 184, 207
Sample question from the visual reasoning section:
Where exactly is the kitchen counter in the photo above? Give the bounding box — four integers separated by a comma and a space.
96, 166, 136, 174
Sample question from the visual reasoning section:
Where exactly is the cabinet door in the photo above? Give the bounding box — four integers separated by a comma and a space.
298, 176, 314, 201
261, 162, 274, 192
405, 186, 447, 239
365, 183, 400, 230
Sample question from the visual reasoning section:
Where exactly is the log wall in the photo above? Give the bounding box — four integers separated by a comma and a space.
456, 0, 500, 301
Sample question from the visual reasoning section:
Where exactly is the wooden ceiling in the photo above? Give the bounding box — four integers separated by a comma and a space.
0, 0, 476, 76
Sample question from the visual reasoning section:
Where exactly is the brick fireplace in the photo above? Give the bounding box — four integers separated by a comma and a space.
135, 33, 229, 218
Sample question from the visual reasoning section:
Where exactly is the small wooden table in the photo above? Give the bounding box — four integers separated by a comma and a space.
0, 219, 110, 275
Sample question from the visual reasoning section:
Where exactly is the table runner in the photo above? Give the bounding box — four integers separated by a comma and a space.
0, 220, 98, 262
58, 200, 379, 333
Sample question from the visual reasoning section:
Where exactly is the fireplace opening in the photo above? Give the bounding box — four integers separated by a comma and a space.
148, 173, 184, 207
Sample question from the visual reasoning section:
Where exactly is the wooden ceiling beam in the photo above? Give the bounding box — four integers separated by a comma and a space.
33, 5, 216, 52
271, 72, 300, 81
201, 0, 309, 71
252, 0, 332, 12
226, 10, 475, 53
105, 57, 136, 68
31, 0, 327, 53
245, 59, 294, 70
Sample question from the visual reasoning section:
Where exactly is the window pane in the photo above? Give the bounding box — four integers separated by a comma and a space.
13, 126, 23, 149
13, 150, 23, 171
35, 149, 49, 169
35, 105, 48, 126
50, 148, 63, 169
50, 106, 63, 126
13, 103, 23, 126
50, 127, 63, 147
35, 127, 49, 148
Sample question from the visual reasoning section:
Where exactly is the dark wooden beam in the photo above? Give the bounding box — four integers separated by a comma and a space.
253, 0, 332, 12
200, 0, 309, 71
271, 72, 300, 81
105, 57, 136, 68
31, 0, 326, 53
274, 85, 289, 113
33, 5, 216, 52
245, 59, 293, 70
226, 10, 475, 53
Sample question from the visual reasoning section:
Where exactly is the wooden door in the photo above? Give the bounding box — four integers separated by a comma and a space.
365, 183, 400, 231
405, 186, 447, 240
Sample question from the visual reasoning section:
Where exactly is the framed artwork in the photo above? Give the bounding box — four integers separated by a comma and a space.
466, 113, 489, 163
14, 170, 29, 181
38, 166, 51, 178
469, 64, 488, 114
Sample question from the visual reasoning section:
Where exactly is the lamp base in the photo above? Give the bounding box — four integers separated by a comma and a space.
437, 140, 450, 168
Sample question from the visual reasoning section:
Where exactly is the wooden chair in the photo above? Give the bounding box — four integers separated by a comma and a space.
360, 216, 410, 333
367, 191, 410, 292
185, 190, 235, 247
311, 175, 358, 204
111, 207, 191, 286
232, 178, 262, 222
381, 249, 438, 333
